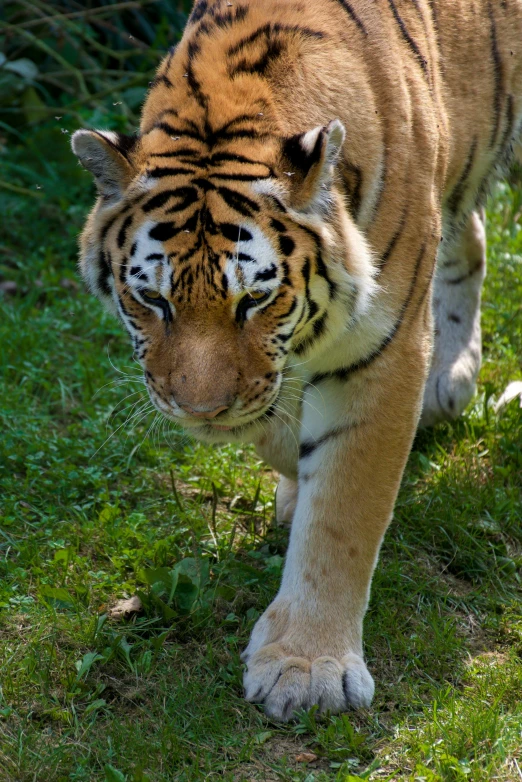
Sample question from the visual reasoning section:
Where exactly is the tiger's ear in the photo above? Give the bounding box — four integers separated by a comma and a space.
71, 129, 137, 200
281, 119, 345, 212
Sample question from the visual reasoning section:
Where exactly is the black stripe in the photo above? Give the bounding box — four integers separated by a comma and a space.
117, 214, 133, 249
341, 160, 363, 218
265, 194, 287, 213
100, 214, 118, 242
281, 260, 292, 286
254, 264, 277, 282
189, 0, 208, 24
446, 137, 477, 216
129, 266, 147, 280
209, 171, 270, 182
148, 167, 195, 179
213, 113, 264, 135
98, 251, 112, 297
387, 0, 428, 75
211, 4, 249, 29
150, 122, 203, 141
379, 206, 408, 269
276, 330, 293, 343
299, 426, 350, 460
333, 0, 367, 35
142, 190, 175, 213
313, 312, 328, 338
177, 234, 203, 264
278, 297, 298, 319
219, 223, 253, 243
271, 218, 287, 233
145, 253, 164, 261
227, 23, 324, 58
119, 255, 128, 284
149, 222, 178, 242
293, 312, 328, 355
314, 249, 337, 298
295, 223, 336, 297
229, 41, 284, 78
310, 241, 427, 385
149, 73, 173, 90
218, 128, 270, 141
230, 252, 254, 262
444, 260, 484, 285
149, 149, 196, 158
217, 186, 260, 216
302, 257, 311, 286
499, 94, 515, 152
192, 177, 215, 193
278, 235, 295, 256
154, 108, 178, 123
211, 151, 272, 169
164, 187, 199, 214
307, 297, 319, 321
488, 2, 503, 148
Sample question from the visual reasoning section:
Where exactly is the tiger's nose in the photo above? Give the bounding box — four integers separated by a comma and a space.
178, 403, 229, 419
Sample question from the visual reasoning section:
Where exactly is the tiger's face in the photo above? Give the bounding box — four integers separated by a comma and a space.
72, 120, 375, 443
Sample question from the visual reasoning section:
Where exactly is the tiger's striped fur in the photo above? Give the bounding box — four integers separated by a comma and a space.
72, 0, 522, 720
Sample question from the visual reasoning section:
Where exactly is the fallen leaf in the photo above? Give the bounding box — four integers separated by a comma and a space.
109, 595, 143, 620
295, 752, 318, 763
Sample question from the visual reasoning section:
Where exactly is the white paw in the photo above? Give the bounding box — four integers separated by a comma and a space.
423, 209, 485, 428
243, 644, 374, 721
275, 476, 298, 524
421, 354, 479, 427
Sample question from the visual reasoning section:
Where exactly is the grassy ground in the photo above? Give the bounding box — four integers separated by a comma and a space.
0, 122, 521, 782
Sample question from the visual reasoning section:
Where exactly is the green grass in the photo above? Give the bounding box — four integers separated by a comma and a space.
0, 125, 521, 782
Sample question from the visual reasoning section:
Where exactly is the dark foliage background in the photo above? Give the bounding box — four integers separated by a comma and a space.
1, 0, 190, 130
0, 0, 191, 292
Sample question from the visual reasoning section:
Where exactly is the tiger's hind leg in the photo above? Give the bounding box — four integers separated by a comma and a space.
420, 208, 486, 427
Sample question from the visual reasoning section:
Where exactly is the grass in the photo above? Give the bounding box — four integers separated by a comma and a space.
0, 116, 521, 780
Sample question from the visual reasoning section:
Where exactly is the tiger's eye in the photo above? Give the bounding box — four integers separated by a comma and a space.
142, 289, 161, 300
249, 290, 268, 301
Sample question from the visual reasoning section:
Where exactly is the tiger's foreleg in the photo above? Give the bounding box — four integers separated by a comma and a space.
255, 375, 303, 526
243, 314, 432, 720
420, 208, 486, 427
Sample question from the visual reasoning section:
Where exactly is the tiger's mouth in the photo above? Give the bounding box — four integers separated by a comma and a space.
192, 401, 278, 442
147, 384, 281, 443
194, 397, 279, 437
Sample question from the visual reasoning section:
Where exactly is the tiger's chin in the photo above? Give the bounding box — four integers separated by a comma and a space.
177, 417, 267, 445
158, 405, 275, 446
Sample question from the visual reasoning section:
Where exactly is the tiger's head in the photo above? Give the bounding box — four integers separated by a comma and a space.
72, 117, 376, 443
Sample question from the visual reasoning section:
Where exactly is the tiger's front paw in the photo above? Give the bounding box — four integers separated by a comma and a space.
243, 644, 374, 721
241, 601, 374, 721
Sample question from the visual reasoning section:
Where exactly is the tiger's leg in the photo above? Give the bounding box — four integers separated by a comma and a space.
275, 476, 298, 524
420, 208, 486, 427
255, 392, 300, 525
244, 311, 432, 720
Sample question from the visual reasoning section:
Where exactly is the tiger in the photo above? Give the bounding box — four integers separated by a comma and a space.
72, 0, 522, 721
